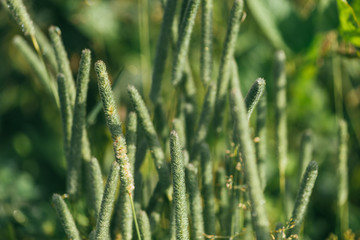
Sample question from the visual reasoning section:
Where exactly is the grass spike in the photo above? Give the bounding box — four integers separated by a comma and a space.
286, 161, 318, 238
49, 25, 76, 105
215, 167, 229, 235
35, 26, 57, 71
95, 60, 134, 194
95, 161, 120, 240
6, 0, 35, 36
191, 83, 216, 160
183, 62, 198, 143
52, 194, 81, 240
214, 0, 244, 133
229, 72, 270, 239
150, 0, 178, 102
337, 119, 349, 235
57, 73, 73, 162
138, 210, 151, 240
170, 131, 190, 240
201, 143, 216, 236
13, 36, 58, 104
200, 0, 213, 86
128, 85, 171, 192
255, 88, 267, 191
126, 112, 138, 167
67, 49, 91, 198
172, 0, 201, 85
245, 78, 266, 120
274, 50, 288, 219
298, 130, 313, 185
115, 112, 137, 240
86, 157, 104, 222
172, 118, 187, 150
185, 163, 205, 240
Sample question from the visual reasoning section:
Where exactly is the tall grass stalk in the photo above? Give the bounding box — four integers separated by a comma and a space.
274, 50, 288, 219
85, 157, 104, 223
57, 73, 73, 163
6, 0, 43, 65
191, 83, 216, 160
128, 85, 171, 192
13, 36, 58, 104
214, 0, 244, 133
49, 26, 76, 105
95, 61, 141, 239
172, 0, 200, 85
255, 89, 267, 191
298, 130, 312, 185
35, 26, 57, 71
200, 143, 216, 236
244, 78, 266, 120
185, 163, 205, 240
229, 70, 270, 239
66, 49, 91, 198
95, 61, 134, 195
200, 0, 213, 86
52, 194, 81, 240
337, 119, 349, 236
113, 112, 137, 240
150, 0, 178, 102
138, 210, 151, 240
170, 131, 189, 240
95, 161, 120, 240
286, 161, 318, 238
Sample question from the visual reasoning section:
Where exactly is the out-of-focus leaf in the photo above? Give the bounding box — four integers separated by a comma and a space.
337, 0, 360, 46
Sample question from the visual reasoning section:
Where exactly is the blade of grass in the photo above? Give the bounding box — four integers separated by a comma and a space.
128, 85, 171, 193
185, 163, 204, 240
190, 83, 216, 160
13, 36, 58, 104
255, 88, 267, 191
200, 0, 213, 86
229, 71, 270, 239
49, 26, 76, 106
244, 78, 266, 120
337, 119, 349, 236
214, 0, 244, 134
274, 50, 288, 220
172, 0, 200, 85
85, 157, 104, 223
170, 131, 190, 240
286, 161, 318, 238
150, 0, 178, 102
95, 161, 120, 240
67, 49, 91, 198
52, 194, 81, 240
201, 143, 216, 236
298, 130, 312, 185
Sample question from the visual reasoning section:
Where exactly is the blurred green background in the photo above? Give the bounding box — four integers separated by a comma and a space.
0, 0, 359, 239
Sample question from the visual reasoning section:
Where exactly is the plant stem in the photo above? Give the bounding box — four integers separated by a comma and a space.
286, 161, 318, 238
170, 131, 190, 240
274, 50, 288, 220
229, 72, 270, 239
172, 0, 200, 85
214, 0, 244, 134
200, 0, 213, 86
52, 194, 81, 240
67, 49, 91, 198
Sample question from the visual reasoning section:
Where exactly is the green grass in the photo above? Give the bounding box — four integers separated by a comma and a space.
1, 0, 360, 239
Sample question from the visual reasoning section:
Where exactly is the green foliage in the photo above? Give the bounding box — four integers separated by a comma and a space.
2, 0, 360, 239
337, 0, 360, 47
